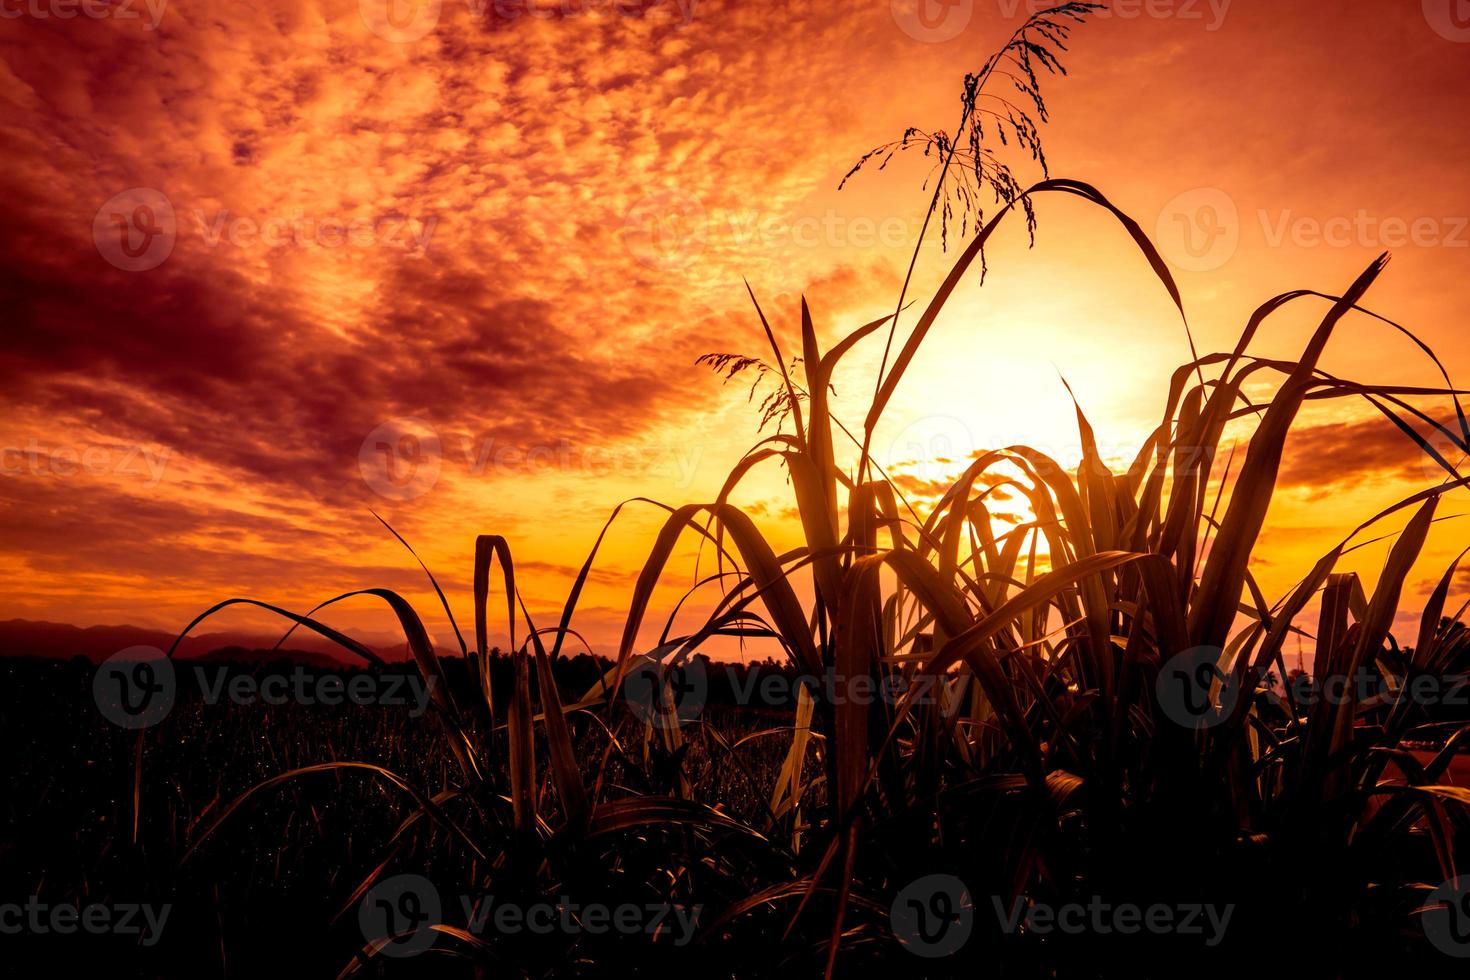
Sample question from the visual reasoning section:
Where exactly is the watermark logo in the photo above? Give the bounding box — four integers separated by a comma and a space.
622, 188, 707, 270
1258, 210, 1469, 250
359, 0, 441, 41
94, 188, 176, 273
993, 895, 1233, 945
480, 0, 699, 25
1424, 877, 1470, 956
192, 209, 437, 255
93, 646, 176, 730
1, 440, 171, 487
1158, 189, 1469, 267
461, 894, 701, 943
1423, 0, 1470, 42
93, 654, 438, 729
891, 0, 973, 43
358, 877, 702, 955
199, 667, 435, 717
358, 423, 708, 499
890, 874, 1235, 956
1419, 423, 1467, 484
1155, 646, 1243, 729
891, 874, 975, 957
1155, 188, 1239, 273
457, 438, 703, 488
0, 0, 168, 29
622, 657, 708, 727
723, 208, 914, 251
359, 417, 443, 501
0, 898, 170, 946
883, 415, 976, 490
1285, 669, 1470, 711
361, 874, 442, 957
724, 669, 958, 715
998, 0, 1231, 31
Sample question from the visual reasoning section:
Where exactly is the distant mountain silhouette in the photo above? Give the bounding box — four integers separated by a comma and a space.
0, 619, 450, 665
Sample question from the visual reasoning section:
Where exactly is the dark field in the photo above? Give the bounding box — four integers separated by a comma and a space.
2, 655, 823, 976
4, 650, 1470, 978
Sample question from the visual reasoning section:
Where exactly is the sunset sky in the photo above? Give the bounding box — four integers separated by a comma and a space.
2, 0, 1468, 657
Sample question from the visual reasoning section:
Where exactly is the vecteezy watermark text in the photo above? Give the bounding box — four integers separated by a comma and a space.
0, 0, 167, 29
991, 895, 1233, 946
891, 0, 1231, 45
193, 208, 437, 256
360, 874, 702, 958
997, 0, 1231, 30
1285, 669, 1470, 709
1, 440, 171, 487
621, 189, 919, 271
93, 647, 437, 729
1157, 188, 1470, 272
0, 898, 171, 946
359, 417, 707, 501
93, 188, 439, 271
358, 0, 698, 43
890, 874, 1235, 958
620, 660, 971, 728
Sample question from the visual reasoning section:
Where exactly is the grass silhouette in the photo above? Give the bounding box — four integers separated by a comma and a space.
113, 5, 1470, 976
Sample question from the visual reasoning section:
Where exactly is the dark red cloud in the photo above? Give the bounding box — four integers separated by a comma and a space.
1278, 416, 1459, 498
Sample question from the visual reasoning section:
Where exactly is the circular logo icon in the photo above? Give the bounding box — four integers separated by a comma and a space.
93, 646, 176, 729
1424, 877, 1470, 957
891, 874, 974, 958
93, 188, 176, 272
1424, 0, 1470, 42
360, 873, 441, 957
1155, 646, 1243, 729
890, 0, 973, 43
359, 0, 442, 42
1417, 422, 1466, 485
622, 656, 708, 727
359, 417, 442, 501
1155, 187, 1239, 273
882, 415, 976, 493
622, 189, 707, 270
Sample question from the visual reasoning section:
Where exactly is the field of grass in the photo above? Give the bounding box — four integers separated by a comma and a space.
2, 656, 820, 976
5, 5, 1470, 977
